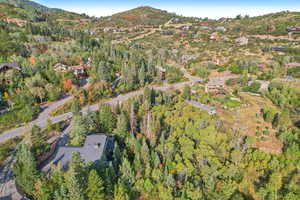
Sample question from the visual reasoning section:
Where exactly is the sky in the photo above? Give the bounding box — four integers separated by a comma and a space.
35, 0, 300, 19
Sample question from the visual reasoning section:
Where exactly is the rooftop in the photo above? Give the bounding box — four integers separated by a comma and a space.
51, 134, 110, 169
0, 62, 21, 71
185, 100, 216, 115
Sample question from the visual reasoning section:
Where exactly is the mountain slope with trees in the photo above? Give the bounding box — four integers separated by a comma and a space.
98, 6, 177, 27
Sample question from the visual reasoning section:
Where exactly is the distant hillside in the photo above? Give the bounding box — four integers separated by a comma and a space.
0, 0, 50, 12
0, 0, 91, 26
223, 11, 300, 36
98, 6, 177, 27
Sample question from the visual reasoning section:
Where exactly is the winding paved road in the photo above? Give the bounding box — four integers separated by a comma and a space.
0, 79, 198, 143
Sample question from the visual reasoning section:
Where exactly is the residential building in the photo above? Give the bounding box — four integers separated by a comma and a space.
53, 63, 86, 77
205, 79, 225, 93
180, 31, 189, 38
235, 37, 248, 46
181, 54, 197, 64
0, 62, 21, 71
49, 134, 115, 170
215, 26, 226, 33
185, 100, 217, 115
53, 63, 68, 72
210, 32, 220, 41
270, 46, 287, 52
181, 25, 190, 31
287, 27, 300, 32
69, 64, 86, 77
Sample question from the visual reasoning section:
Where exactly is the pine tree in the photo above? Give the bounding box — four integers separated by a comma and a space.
114, 180, 129, 200
13, 144, 39, 195
120, 157, 135, 186
68, 173, 85, 200
30, 125, 47, 155
71, 98, 81, 115
99, 104, 116, 133
138, 63, 146, 86
86, 170, 105, 200
182, 85, 191, 100
115, 111, 129, 136
85, 108, 98, 132
66, 153, 86, 200
143, 86, 152, 110
70, 114, 88, 146
129, 104, 137, 134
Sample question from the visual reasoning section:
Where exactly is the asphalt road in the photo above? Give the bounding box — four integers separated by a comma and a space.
0, 79, 196, 143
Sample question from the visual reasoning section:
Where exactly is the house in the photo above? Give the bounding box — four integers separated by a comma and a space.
103, 27, 123, 33
235, 37, 248, 46
181, 54, 197, 64
0, 62, 21, 71
185, 100, 217, 115
53, 63, 86, 77
53, 63, 69, 72
205, 79, 225, 93
200, 26, 212, 31
50, 134, 114, 169
270, 46, 288, 52
218, 17, 227, 23
172, 18, 182, 24
210, 32, 220, 41
180, 31, 189, 38
215, 26, 226, 33
181, 25, 190, 31
70, 64, 86, 77
287, 27, 300, 32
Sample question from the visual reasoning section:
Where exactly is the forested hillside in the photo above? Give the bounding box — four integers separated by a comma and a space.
0, 0, 300, 200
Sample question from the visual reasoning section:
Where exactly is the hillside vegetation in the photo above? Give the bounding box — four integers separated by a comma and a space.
223, 11, 300, 36
98, 6, 177, 27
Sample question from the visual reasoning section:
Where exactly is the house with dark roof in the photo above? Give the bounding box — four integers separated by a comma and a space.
0, 62, 21, 71
287, 27, 300, 32
48, 134, 114, 170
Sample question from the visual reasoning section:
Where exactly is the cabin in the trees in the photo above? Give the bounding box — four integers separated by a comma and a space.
49, 134, 115, 170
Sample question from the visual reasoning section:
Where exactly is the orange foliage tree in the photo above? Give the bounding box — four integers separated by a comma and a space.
63, 79, 73, 91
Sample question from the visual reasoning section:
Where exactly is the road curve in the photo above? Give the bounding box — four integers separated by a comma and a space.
0, 80, 195, 143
